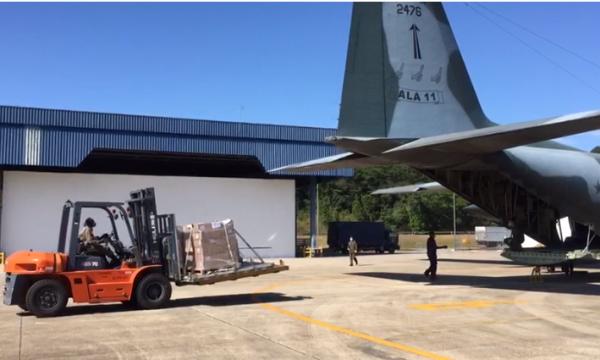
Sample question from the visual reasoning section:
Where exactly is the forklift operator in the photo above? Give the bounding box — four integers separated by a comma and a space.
79, 217, 97, 244
78, 217, 119, 265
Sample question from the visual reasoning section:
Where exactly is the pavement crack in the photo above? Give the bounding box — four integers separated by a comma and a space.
195, 309, 319, 359
18, 316, 23, 360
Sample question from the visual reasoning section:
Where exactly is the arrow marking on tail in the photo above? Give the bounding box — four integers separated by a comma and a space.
410, 24, 422, 59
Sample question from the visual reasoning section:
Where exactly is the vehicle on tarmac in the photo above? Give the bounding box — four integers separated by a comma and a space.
327, 221, 398, 254
475, 226, 511, 247
3, 188, 287, 317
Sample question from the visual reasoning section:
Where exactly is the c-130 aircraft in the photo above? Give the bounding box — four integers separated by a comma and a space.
272, 3, 600, 266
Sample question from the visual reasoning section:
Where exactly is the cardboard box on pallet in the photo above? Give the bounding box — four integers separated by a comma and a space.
177, 219, 240, 273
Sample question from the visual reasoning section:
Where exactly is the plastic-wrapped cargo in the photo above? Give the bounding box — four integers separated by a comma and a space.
177, 219, 240, 273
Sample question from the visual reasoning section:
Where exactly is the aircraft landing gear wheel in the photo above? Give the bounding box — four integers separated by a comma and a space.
135, 273, 172, 310
25, 279, 68, 317
561, 263, 575, 277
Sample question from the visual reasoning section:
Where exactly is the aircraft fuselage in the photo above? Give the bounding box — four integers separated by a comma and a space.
422, 144, 600, 248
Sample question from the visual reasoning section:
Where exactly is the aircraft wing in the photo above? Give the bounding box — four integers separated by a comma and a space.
272, 110, 600, 172
269, 152, 389, 173
383, 110, 600, 163
371, 184, 500, 222
371, 182, 446, 195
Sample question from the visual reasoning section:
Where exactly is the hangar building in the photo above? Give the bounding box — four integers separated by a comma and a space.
0, 105, 348, 258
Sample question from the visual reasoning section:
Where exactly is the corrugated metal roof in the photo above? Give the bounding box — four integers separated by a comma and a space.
0, 125, 24, 165
0, 106, 334, 143
0, 105, 351, 177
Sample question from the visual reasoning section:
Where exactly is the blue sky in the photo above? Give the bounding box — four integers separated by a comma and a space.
0, 3, 599, 149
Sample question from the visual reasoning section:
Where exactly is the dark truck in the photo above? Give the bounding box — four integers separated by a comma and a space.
327, 221, 398, 254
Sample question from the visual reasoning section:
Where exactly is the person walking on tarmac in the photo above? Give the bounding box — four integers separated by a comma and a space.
348, 236, 358, 266
424, 231, 447, 281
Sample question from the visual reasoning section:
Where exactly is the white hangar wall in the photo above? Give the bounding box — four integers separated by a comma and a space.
0, 171, 295, 258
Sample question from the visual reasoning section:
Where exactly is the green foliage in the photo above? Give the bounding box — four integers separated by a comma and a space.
297, 165, 483, 234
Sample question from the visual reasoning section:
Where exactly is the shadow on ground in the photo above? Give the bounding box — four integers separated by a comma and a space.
430, 258, 520, 266
420, 258, 600, 269
18, 292, 310, 317
348, 271, 600, 296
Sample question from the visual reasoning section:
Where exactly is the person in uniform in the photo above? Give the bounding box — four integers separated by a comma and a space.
424, 231, 447, 281
79, 217, 97, 247
347, 236, 358, 266
506, 218, 525, 250
78, 217, 119, 265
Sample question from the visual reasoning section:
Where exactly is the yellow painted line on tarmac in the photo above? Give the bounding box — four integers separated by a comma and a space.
409, 299, 523, 311
253, 282, 451, 360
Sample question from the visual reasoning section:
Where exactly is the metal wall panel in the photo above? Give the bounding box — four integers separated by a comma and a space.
0, 126, 25, 165
0, 106, 352, 177
2, 171, 297, 256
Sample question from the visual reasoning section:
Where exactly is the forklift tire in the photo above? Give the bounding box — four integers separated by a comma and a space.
17, 302, 28, 312
121, 300, 135, 308
135, 273, 172, 310
25, 279, 68, 317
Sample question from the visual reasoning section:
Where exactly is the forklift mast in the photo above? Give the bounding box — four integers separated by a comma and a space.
127, 188, 161, 265
127, 188, 181, 280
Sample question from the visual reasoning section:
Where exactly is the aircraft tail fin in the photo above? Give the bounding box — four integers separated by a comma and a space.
338, 3, 493, 139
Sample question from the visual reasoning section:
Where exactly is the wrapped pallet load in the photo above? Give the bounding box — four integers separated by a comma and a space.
178, 219, 240, 273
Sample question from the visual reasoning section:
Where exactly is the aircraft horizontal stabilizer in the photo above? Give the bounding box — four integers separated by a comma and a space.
371, 182, 446, 195
325, 137, 408, 155
384, 110, 600, 163
269, 152, 389, 173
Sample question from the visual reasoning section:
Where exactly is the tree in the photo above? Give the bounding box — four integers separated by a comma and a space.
297, 165, 483, 235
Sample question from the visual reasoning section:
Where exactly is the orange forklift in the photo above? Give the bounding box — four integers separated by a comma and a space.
3, 188, 287, 317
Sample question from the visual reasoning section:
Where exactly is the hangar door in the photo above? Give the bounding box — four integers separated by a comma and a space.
0, 171, 295, 258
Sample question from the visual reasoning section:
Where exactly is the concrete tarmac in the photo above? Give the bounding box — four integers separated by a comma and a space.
3, 250, 600, 359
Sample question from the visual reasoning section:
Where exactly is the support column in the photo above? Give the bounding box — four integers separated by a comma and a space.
309, 176, 318, 252
453, 193, 457, 250
0, 171, 3, 253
